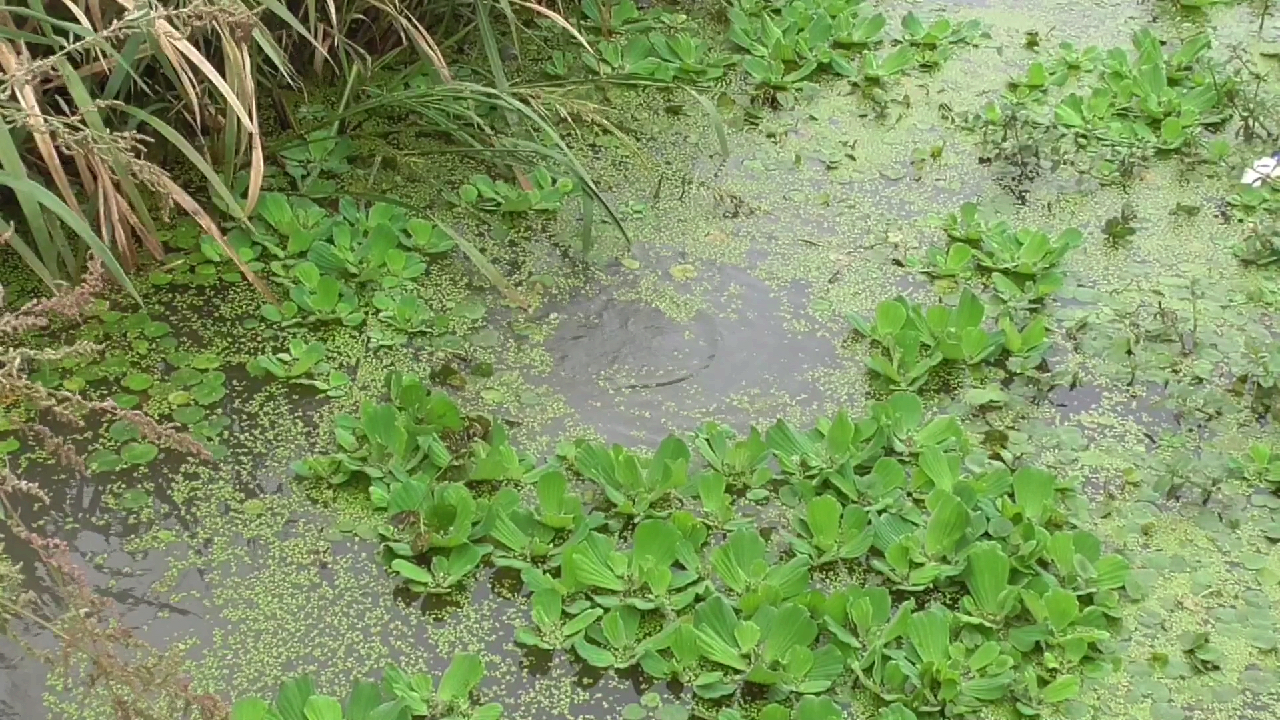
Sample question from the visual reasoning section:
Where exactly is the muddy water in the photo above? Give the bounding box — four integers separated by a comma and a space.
6, 1, 1280, 719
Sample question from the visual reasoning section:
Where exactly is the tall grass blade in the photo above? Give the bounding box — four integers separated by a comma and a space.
474, 0, 511, 91
578, 191, 596, 256
0, 219, 57, 291
117, 106, 247, 221
0, 173, 138, 302
683, 86, 729, 159
55, 57, 159, 240
0, 115, 61, 275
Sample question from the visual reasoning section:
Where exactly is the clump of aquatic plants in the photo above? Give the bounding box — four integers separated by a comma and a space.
298, 381, 1131, 715
972, 30, 1237, 181
457, 168, 579, 214
488, 471, 594, 570
247, 338, 351, 397
566, 435, 691, 516
277, 129, 355, 194
726, 0, 981, 101
847, 289, 1006, 390
891, 203, 1077, 388
381, 479, 493, 594
291, 371, 473, 488
580, 0, 667, 38
1233, 443, 1280, 491
584, 32, 731, 83
231, 654, 501, 720
925, 203, 1080, 281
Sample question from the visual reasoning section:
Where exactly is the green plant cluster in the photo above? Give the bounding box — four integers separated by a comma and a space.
854, 203, 1075, 390
1225, 183, 1280, 266
231, 653, 499, 720
549, 0, 981, 102
728, 0, 982, 92
971, 30, 1236, 181
565, 0, 733, 83
22, 306, 235, 465
457, 168, 580, 214
220, 193, 487, 379
295, 366, 1132, 718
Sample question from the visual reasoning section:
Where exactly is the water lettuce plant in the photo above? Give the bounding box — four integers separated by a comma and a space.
569, 436, 691, 516
560, 519, 706, 611
292, 371, 466, 487
973, 30, 1236, 179
847, 289, 1004, 389
230, 653, 500, 720
458, 169, 577, 214
247, 339, 350, 397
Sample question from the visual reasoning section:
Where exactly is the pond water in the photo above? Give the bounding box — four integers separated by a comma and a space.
5, 1, 1280, 720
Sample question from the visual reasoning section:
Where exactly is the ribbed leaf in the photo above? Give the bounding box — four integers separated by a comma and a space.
706, 525, 762, 591
573, 637, 618, 667
692, 595, 748, 670
964, 542, 1011, 617
564, 533, 625, 591
805, 495, 842, 551
907, 606, 951, 666
632, 519, 682, 572
436, 653, 484, 704
1012, 466, 1055, 522
303, 696, 342, 720
758, 603, 818, 665
924, 489, 969, 558
530, 588, 562, 631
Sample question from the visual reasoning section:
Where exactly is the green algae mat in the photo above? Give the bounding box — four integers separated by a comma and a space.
6, 2, 1280, 720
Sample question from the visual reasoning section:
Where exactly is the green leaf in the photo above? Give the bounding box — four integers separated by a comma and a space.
173, 405, 206, 425
345, 680, 385, 720
924, 488, 968, 558
758, 603, 818, 665
436, 653, 484, 704
875, 300, 907, 334
631, 519, 682, 573
907, 606, 952, 666
805, 495, 842, 551
601, 606, 639, 649
655, 706, 690, 720
693, 595, 749, 670
573, 637, 618, 667
530, 588, 562, 632
1043, 674, 1081, 703
230, 698, 270, 720
1094, 554, 1131, 590
389, 559, 432, 585
118, 489, 151, 510
275, 675, 316, 720
1013, 466, 1056, 521
303, 696, 343, 720
109, 420, 142, 442
121, 372, 154, 391
564, 533, 625, 591
965, 542, 1012, 617
120, 442, 159, 465
1043, 587, 1079, 632
954, 288, 986, 329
